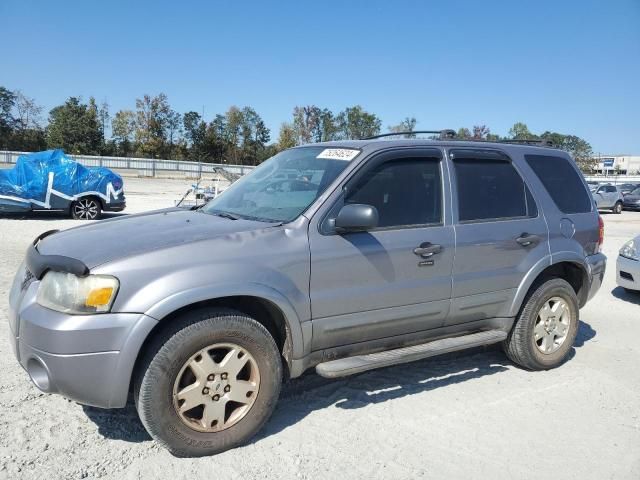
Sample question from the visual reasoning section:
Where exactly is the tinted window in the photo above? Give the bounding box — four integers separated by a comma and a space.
525, 154, 592, 214
606, 186, 617, 193
453, 158, 536, 222
345, 158, 441, 228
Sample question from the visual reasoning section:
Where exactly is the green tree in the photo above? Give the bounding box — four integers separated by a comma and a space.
541, 131, 595, 172
46, 97, 102, 154
111, 109, 136, 156
509, 122, 535, 140
134, 93, 171, 158
336, 105, 381, 139
0, 87, 16, 148
277, 122, 297, 150
456, 127, 472, 139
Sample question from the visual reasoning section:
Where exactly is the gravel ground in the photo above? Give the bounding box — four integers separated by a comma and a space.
1, 179, 639, 480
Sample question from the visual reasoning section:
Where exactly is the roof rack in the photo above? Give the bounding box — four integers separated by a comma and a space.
497, 138, 555, 147
363, 129, 456, 140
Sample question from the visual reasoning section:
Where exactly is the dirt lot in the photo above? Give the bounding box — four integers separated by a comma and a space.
1, 179, 639, 479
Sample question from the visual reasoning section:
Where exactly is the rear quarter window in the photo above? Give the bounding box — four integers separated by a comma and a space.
524, 154, 592, 214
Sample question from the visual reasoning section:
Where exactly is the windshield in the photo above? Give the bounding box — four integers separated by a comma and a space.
202, 146, 358, 222
631, 188, 640, 196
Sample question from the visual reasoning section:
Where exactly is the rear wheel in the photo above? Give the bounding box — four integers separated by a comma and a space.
503, 278, 579, 370
613, 201, 623, 214
134, 308, 282, 457
70, 197, 102, 220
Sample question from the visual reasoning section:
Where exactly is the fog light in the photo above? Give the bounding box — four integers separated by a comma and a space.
27, 357, 53, 393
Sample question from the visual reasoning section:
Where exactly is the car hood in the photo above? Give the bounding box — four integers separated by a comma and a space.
623, 195, 640, 202
37, 208, 278, 268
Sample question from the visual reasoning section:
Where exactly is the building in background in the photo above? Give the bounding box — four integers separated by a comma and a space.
593, 155, 640, 175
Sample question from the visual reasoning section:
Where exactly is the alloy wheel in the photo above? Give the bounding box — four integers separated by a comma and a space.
172, 343, 260, 433
533, 296, 571, 354
73, 199, 99, 220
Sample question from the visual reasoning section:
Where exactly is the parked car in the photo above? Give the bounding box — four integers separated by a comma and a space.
622, 187, 640, 211
586, 180, 600, 192
617, 236, 640, 292
9, 136, 606, 457
592, 184, 624, 213
0, 150, 125, 219
618, 183, 640, 196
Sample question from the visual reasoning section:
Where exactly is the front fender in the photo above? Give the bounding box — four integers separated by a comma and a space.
144, 282, 307, 360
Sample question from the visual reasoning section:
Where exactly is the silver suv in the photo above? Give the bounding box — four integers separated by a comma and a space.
592, 184, 624, 213
8, 136, 606, 457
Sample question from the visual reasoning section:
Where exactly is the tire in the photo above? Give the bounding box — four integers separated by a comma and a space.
613, 201, 623, 214
503, 278, 579, 370
70, 197, 102, 220
134, 308, 282, 457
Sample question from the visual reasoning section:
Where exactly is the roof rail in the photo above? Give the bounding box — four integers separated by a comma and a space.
497, 138, 555, 147
363, 129, 456, 140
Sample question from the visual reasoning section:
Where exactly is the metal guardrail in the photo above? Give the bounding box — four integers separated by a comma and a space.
0, 151, 255, 178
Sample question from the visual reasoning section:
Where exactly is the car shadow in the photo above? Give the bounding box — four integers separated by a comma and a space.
611, 286, 640, 305
81, 323, 598, 445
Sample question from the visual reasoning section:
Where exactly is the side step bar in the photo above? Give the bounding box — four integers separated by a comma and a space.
315, 330, 507, 379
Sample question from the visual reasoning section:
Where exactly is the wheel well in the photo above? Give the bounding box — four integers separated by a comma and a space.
72, 195, 104, 209
132, 296, 292, 392
529, 261, 588, 304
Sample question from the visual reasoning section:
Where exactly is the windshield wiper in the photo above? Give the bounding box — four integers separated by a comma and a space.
212, 211, 239, 220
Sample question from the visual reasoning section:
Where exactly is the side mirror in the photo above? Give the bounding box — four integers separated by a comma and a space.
335, 204, 379, 232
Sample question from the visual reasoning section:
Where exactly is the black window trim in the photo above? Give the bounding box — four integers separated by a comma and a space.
319, 147, 446, 235
448, 148, 540, 225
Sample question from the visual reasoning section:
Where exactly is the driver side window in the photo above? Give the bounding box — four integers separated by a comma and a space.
345, 158, 442, 229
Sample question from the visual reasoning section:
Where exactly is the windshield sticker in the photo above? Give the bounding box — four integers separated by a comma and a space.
316, 148, 360, 161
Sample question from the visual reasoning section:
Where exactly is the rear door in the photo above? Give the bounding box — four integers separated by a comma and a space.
447, 148, 548, 325
308, 148, 454, 351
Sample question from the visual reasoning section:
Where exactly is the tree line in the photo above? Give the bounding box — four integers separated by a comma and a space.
0, 86, 595, 170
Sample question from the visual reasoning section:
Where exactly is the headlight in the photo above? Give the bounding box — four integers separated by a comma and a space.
619, 239, 639, 261
37, 271, 119, 314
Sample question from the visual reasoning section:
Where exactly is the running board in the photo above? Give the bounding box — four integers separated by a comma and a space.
315, 330, 507, 379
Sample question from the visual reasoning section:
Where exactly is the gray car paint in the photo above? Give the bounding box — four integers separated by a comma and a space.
8, 139, 606, 409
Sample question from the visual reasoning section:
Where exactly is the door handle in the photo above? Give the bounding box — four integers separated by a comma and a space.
413, 242, 442, 258
515, 233, 540, 247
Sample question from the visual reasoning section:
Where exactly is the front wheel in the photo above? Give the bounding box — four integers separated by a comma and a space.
503, 278, 579, 370
70, 197, 102, 220
613, 201, 623, 214
134, 308, 282, 457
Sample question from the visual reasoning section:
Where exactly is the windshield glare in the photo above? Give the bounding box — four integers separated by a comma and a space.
203, 147, 357, 222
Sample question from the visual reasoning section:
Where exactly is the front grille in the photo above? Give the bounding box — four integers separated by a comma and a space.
620, 271, 634, 281
21, 269, 35, 291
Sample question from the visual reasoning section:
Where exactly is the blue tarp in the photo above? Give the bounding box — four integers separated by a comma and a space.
0, 150, 123, 211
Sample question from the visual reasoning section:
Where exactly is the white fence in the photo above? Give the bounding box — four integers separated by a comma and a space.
0, 151, 255, 178
584, 175, 640, 184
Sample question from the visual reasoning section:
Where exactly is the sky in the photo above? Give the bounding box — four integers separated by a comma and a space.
1, 0, 639, 154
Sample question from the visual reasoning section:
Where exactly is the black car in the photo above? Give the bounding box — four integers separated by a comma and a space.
623, 187, 640, 210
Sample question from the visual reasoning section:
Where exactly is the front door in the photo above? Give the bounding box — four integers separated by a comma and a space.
447, 148, 549, 325
308, 148, 454, 351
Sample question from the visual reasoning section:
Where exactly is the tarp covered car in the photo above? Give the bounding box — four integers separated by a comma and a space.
0, 150, 125, 219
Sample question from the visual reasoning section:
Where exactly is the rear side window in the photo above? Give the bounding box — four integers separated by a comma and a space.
453, 157, 537, 222
525, 154, 592, 214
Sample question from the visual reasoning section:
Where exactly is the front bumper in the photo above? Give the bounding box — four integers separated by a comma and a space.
622, 203, 640, 211
104, 198, 126, 212
616, 255, 640, 291
9, 271, 157, 408
584, 252, 607, 305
